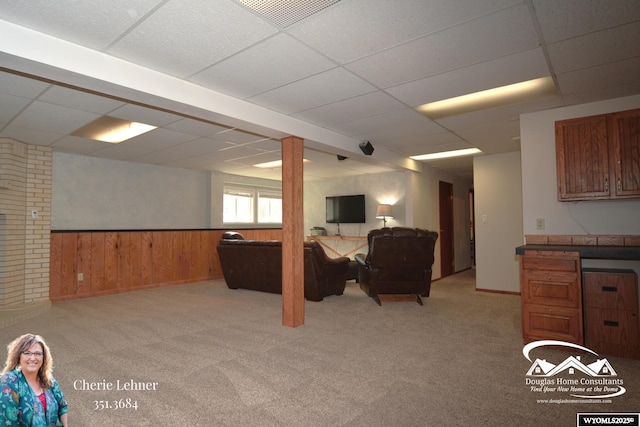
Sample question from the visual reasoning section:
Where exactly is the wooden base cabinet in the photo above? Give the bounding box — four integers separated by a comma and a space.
520, 251, 583, 344
583, 268, 640, 359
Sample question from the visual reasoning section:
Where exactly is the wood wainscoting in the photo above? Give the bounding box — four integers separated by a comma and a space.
50, 229, 282, 301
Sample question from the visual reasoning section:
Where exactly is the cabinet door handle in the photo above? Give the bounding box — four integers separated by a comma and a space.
617, 177, 622, 192
605, 178, 609, 192
602, 286, 617, 292
603, 320, 619, 327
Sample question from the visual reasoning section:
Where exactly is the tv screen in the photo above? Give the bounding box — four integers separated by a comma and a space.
326, 194, 366, 224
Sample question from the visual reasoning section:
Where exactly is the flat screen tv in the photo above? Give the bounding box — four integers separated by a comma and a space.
326, 194, 366, 224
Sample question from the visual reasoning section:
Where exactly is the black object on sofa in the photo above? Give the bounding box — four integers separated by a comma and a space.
217, 232, 350, 302
355, 227, 438, 305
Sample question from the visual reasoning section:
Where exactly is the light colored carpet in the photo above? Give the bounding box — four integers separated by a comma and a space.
1, 270, 638, 426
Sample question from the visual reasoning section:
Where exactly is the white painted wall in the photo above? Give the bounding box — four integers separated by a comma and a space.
304, 171, 406, 239
410, 165, 473, 278
520, 94, 640, 274
474, 152, 523, 292
303, 167, 473, 277
52, 153, 473, 279
52, 152, 210, 230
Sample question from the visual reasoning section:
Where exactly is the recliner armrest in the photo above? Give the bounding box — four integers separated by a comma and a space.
325, 256, 350, 265
354, 253, 367, 266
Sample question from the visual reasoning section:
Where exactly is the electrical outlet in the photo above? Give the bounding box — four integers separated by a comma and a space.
536, 218, 545, 230
78, 273, 84, 282
31, 209, 38, 219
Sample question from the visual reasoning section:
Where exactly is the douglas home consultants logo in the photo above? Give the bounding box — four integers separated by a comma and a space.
523, 340, 626, 402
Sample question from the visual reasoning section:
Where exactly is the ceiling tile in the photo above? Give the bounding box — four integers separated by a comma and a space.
0, 0, 162, 50
329, 108, 444, 138
435, 95, 564, 131
292, 91, 407, 126
123, 128, 197, 150
90, 143, 154, 161
10, 101, 100, 134
556, 56, 640, 97
214, 129, 272, 144
532, 0, 640, 44
248, 68, 377, 114
389, 133, 468, 155
108, 0, 278, 77
38, 85, 125, 114
547, 22, 640, 74
0, 92, 31, 123
228, 151, 281, 166
289, 0, 520, 63
108, 104, 182, 127
163, 137, 234, 156
51, 135, 112, 155
0, 125, 64, 146
163, 118, 230, 137
387, 48, 550, 106
346, 4, 539, 88
189, 33, 335, 99
0, 72, 49, 98
242, 139, 281, 151
200, 145, 265, 162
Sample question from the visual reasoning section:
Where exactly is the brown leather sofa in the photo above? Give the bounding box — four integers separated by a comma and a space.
217, 232, 350, 301
355, 227, 438, 305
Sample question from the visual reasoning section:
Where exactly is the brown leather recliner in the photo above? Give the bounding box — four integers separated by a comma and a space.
355, 227, 438, 305
218, 232, 350, 301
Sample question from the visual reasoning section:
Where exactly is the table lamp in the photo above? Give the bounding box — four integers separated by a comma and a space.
376, 204, 393, 227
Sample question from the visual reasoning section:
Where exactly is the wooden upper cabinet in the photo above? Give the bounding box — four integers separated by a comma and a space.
609, 109, 640, 197
556, 114, 610, 200
556, 108, 640, 201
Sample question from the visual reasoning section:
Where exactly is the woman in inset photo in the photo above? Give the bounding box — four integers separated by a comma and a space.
0, 333, 68, 426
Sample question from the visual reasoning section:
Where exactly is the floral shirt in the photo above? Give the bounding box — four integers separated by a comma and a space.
0, 369, 68, 426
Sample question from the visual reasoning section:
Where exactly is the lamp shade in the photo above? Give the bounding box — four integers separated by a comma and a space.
375, 204, 393, 219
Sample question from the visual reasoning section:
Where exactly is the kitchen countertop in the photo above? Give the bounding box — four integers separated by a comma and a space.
515, 244, 640, 260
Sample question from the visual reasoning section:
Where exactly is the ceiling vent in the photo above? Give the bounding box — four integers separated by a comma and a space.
235, 0, 341, 27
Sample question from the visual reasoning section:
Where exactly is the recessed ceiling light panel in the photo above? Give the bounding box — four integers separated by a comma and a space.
71, 116, 157, 143
411, 148, 482, 161
235, 0, 341, 27
254, 159, 310, 168
415, 77, 556, 119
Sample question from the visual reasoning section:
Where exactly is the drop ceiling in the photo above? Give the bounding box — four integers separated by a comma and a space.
1, 0, 639, 182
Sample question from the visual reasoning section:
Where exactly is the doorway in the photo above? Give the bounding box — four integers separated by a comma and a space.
439, 181, 454, 277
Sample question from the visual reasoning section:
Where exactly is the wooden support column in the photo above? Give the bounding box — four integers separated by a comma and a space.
281, 136, 305, 327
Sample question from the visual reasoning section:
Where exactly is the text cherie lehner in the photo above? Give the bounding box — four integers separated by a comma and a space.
74, 379, 159, 391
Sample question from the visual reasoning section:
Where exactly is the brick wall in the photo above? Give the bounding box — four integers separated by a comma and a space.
0, 139, 52, 307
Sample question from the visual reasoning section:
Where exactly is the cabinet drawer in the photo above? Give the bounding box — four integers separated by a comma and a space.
583, 269, 638, 310
522, 305, 582, 344
522, 271, 580, 308
521, 256, 579, 273
584, 308, 640, 359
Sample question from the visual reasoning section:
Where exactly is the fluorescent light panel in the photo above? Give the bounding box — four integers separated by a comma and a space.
72, 116, 157, 143
253, 159, 310, 168
411, 148, 482, 161
415, 76, 555, 119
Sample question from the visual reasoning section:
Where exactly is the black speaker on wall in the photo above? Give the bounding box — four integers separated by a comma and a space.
359, 141, 374, 155
337, 155, 348, 161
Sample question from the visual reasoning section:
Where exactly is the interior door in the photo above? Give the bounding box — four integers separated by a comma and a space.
439, 181, 454, 277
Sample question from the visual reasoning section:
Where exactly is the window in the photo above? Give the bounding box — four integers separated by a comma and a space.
258, 189, 282, 223
223, 185, 282, 224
